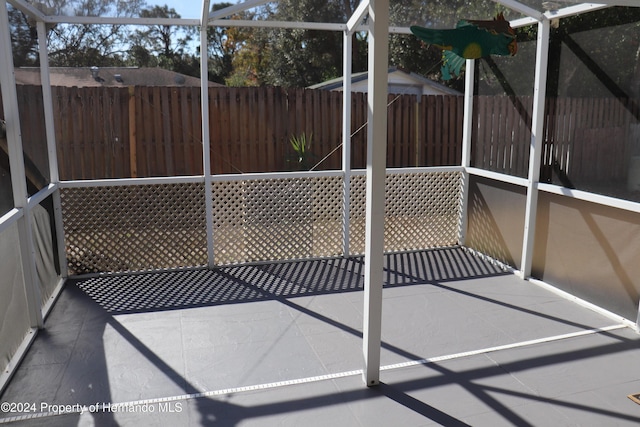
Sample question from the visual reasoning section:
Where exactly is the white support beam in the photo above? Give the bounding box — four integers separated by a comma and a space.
36, 22, 58, 184
209, 19, 346, 31
208, 0, 272, 21
362, 0, 389, 388
538, 183, 640, 215
0, 0, 44, 328
510, 17, 540, 28
458, 59, 475, 245
559, 0, 639, 5
493, 0, 545, 20
200, 4, 216, 269
0, 17, 27, 208
346, 0, 370, 35
520, 19, 551, 278
460, 60, 475, 169
37, 21, 68, 278
342, 32, 353, 257
544, 3, 611, 20
45, 15, 200, 26
6, 0, 45, 22
201, 0, 210, 24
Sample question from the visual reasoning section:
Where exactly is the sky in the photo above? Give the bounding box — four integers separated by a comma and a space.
153, 0, 227, 20
154, 0, 203, 19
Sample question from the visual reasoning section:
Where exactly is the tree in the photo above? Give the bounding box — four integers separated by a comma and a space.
129, 5, 196, 72
46, 0, 145, 66
223, 0, 366, 87
222, 5, 273, 86
265, 0, 343, 86
8, 5, 39, 67
206, 2, 235, 84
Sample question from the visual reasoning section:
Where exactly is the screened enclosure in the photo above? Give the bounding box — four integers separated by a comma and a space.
1, 0, 640, 425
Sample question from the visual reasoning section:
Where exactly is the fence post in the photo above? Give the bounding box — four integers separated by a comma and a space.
128, 86, 137, 178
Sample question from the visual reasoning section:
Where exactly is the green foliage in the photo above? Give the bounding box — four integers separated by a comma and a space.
288, 133, 313, 170
226, 0, 367, 87
6, 0, 640, 99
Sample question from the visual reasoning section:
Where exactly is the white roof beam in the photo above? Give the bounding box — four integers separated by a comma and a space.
545, 3, 612, 20
510, 16, 539, 28
201, 0, 211, 24
494, 0, 545, 20
558, 0, 639, 5
44, 16, 200, 26
209, 19, 346, 31
208, 0, 272, 21
7, 0, 46, 22
346, 0, 369, 35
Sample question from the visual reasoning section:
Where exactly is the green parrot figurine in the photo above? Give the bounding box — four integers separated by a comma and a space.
410, 13, 517, 79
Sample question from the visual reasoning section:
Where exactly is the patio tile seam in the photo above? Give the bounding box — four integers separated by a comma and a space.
379, 324, 627, 372
0, 324, 627, 425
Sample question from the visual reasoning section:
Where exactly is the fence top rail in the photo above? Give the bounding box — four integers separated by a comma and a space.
59, 175, 206, 188
210, 170, 344, 182
0, 208, 22, 235
57, 166, 466, 188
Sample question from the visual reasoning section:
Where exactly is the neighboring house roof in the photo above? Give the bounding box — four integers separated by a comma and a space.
14, 67, 222, 87
309, 66, 461, 96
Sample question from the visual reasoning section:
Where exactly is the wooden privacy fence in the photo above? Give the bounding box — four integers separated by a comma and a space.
5, 86, 464, 180
472, 96, 640, 184
4, 86, 638, 184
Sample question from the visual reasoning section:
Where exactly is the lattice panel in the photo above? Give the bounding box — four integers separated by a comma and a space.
385, 171, 462, 252
61, 184, 207, 274
349, 171, 463, 255
311, 176, 344, 257
213, 176, 343, 265
349, 174, 368, 254
60, 173, 461, 272
212, 180, 247, 264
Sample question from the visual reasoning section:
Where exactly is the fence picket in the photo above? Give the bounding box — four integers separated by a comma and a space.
4, 85, 634, 186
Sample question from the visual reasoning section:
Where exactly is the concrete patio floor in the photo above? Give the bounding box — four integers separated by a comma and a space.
1, 246, 640, 426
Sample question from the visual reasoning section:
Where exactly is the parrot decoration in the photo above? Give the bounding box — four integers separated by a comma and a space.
410, 13, 517, 80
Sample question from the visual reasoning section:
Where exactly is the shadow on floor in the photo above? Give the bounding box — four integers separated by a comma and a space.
72, 246, 508, 315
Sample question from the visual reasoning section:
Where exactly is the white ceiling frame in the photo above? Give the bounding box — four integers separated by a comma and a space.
9, 0, 638, 29
494, 0, 546, 20
201, 0, 210, 24
207, 0, 273, 21
7, 0, 45, 22
544, 3, 613, 20
346, 0, 369, 35
559, 0, 639, 5
209, 19, 346, 31
42, 16, 200, 25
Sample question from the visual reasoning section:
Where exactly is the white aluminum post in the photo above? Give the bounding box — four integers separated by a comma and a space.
201, 0, 215, 268
458, 59, 475, 245
342, 31, 353, 256
36, 22, 58, 184
520, 19, 550, 278
37, 20, 68, 278
362, 0, 388, 387
0, 1, 43, 328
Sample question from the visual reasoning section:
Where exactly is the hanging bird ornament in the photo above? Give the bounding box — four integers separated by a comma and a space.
410, 13, 517, 80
